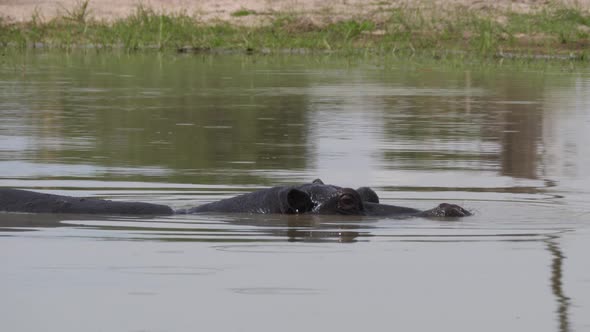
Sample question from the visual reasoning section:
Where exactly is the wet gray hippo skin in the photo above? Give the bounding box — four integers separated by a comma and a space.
0, 179, 471, 217
0, 188, 174, 215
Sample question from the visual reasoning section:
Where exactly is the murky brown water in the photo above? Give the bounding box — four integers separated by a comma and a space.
1, 52, 589, 332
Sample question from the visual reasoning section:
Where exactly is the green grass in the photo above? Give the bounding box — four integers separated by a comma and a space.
1, 4, 590, 59
61, 0, 91, 24
231, 9, 257, 17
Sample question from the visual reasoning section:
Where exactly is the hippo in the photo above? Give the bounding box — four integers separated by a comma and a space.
0, 179, 471, 217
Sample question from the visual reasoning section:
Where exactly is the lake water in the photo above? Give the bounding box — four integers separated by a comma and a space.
1, 52, 589, 332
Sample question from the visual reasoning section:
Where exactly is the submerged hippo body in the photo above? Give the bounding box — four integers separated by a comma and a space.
0, 179, 470, 217
0, 187, 174, 215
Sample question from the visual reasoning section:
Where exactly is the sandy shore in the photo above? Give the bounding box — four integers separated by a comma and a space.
1, 0, 589, 23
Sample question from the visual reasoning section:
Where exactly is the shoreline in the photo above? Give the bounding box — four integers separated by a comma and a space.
2, 1, 590, 59
2, 1, 590, 24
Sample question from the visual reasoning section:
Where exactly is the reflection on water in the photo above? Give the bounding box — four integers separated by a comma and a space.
1, 53, 587, 188
1, 52, 590, 331
547, 238, 572, 332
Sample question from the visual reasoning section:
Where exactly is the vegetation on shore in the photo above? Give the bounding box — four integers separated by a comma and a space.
1, 1, 590, 59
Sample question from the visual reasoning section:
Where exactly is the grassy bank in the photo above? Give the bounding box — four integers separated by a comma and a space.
2, 2, 590, 59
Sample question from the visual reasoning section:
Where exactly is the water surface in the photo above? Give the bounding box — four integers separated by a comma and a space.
1, 52, 589, 332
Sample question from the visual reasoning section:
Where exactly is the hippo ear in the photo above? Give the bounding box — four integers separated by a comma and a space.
312, 178, 324, 184
356, 187, 380, 203
279, 188, 314, 214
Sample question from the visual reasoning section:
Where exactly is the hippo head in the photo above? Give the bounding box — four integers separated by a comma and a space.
314, 188, 364, 215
